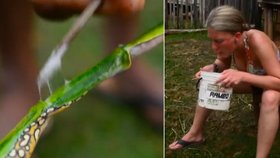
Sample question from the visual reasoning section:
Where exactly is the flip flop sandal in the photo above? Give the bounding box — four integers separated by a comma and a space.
172, 139, 205, 150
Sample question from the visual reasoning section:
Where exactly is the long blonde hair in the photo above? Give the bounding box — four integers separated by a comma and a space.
206, 5, 249, 33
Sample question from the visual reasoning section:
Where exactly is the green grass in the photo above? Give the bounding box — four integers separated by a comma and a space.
165, 32, 280, 158
32, 1, 163, 157
165, 31, 208, 43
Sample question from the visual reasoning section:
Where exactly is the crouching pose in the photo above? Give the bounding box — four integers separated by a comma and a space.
169, 5, 280, 158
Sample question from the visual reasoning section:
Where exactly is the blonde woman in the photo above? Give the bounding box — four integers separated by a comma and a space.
169, 5, 280, 158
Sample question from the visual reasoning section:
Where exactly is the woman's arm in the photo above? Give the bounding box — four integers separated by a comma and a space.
250, 30, 280, 78
195, 57, 231, 78
242, 72, 280, 91
248, 30, 280, 91
218, 69, 280, 91
217, 30, 280, 91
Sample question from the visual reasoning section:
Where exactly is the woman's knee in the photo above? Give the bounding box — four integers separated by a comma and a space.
260, 90, 280, 111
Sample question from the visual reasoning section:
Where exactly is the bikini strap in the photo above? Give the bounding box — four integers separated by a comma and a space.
243, 32, 255, 72
243, 32, 250, 50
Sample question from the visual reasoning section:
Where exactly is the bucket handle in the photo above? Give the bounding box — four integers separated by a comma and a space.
196, 78, 202, 91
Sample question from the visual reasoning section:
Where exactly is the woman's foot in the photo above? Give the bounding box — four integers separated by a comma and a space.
169, 133, 205, 150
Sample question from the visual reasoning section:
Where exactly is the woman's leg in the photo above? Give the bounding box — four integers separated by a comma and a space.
256, 90, 280, 158
168, 105, 212, 150
169, 80, 252, 150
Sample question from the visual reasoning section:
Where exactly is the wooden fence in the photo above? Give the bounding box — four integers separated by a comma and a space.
165, 0, 261, 29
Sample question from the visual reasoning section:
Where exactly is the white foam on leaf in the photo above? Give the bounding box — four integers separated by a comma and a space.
37, 43, 68, 95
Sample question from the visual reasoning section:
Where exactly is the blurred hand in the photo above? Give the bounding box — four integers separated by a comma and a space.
195, 64, 216, 79
31, 0, 145, 20
216, 69, 243, 88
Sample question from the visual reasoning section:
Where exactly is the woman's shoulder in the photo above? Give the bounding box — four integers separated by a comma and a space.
247, 29, 267, 37
246, 29, 271, 45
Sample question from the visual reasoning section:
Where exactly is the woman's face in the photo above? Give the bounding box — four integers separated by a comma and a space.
207, 28, 237, 59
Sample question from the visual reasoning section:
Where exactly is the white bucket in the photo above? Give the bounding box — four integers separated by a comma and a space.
198, 71, 233, 111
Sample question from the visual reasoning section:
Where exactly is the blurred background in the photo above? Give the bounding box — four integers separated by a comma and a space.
31, 0, 163, 157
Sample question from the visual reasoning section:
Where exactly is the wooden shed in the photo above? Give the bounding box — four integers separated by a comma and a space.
165, 0, 280, 40
261, 0, 280, 40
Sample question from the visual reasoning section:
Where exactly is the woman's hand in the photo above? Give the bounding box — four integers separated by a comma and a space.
31, 0, 145, 20
216, 69, 244, 88
195, 64, 216, 79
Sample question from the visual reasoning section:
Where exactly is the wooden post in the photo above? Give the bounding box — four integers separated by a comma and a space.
176, 0, 179, 28
165, 0, 169, 29
179, 0, 184, 28
267, 8, 273, 39
264, 7, 273, 39
199, 0, 203, 25
193, 0, 198, 27
172, 1, 176, 28
168, 0, 173, 28
190, 1, 193, 26
277, 10, 280, 35
185, 0, 189, 27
